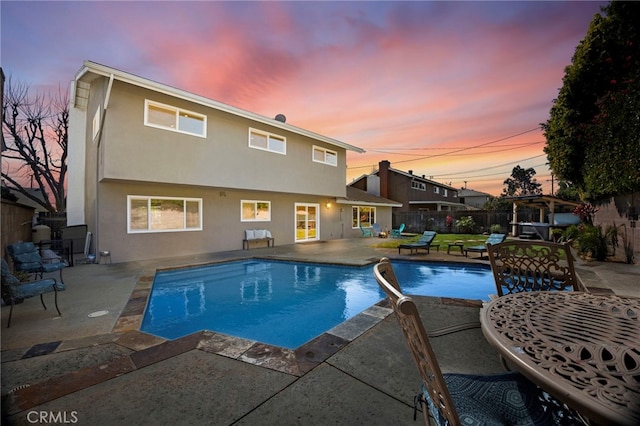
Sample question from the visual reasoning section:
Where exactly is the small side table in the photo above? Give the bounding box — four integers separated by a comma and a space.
99, 250, 112, 264
447, 242, 465, 255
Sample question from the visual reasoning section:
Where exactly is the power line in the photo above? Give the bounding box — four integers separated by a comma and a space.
347, 126, 542, 170
435, 155, 547, 178
369, 141, 544, 157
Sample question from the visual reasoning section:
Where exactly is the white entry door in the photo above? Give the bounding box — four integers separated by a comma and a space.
295, 203, 319, 242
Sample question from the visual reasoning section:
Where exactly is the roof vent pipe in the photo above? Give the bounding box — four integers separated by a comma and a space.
275, 114, 286, 123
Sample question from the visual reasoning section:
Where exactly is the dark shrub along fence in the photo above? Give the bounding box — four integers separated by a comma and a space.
393, 209, 539, 234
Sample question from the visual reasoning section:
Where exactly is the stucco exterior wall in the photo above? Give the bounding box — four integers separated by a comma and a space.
99, 81, 347, 197
95, 181, 392, 263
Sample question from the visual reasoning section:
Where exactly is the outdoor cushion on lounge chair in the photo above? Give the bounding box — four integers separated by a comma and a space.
372, 223, 382, 237
398, 231, 439, 255
360, 224, 373, 238
373, 258, 578, 426
6, 242, 66, 283
390, 223, 405, 238
1, 259, 64, 328
464, 233, 506, 258
487, 240, 584, 296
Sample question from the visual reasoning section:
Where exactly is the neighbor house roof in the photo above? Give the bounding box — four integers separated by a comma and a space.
355, 166, 458, 191
73, 60, 365, 154
337, 186, 402, 207
459, 188, 492, 198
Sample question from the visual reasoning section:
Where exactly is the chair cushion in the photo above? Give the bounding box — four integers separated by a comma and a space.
41, 262, 66, 272
254, 229, 266, 239
245, 230, 255, 240
423, 372, 564, 425
8, 279, 61, 299
7, 242, 43, 272
7, 242, 38, 255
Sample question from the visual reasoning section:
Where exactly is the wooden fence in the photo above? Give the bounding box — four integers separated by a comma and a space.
393, 209, 539, 234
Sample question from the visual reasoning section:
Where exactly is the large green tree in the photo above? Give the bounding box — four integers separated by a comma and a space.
543, 1, 640, 201
502, 165, 542, 197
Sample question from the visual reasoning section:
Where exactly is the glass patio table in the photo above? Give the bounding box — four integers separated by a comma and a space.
480, 291, 640, 425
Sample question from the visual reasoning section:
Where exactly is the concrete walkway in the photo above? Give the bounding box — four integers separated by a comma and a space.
2, 238, 638, 425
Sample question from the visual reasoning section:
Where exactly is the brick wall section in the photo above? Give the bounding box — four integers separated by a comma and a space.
593, 192, 640, 263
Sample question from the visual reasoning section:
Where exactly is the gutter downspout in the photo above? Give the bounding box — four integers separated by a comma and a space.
92, 73, 114, 259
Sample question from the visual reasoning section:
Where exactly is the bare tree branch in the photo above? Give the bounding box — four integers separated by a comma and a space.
2, 77, 67, 212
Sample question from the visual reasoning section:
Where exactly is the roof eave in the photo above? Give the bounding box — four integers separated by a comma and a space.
75, 61, 365, 154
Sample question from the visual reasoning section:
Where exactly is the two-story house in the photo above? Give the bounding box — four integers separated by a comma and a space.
349, 160, 464, 212
67, 61, 400, 263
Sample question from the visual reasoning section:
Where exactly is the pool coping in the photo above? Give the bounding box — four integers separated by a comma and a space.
111, 255, 486, 377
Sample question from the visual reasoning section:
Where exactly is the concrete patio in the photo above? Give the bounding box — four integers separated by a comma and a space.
2, 238, 638, 425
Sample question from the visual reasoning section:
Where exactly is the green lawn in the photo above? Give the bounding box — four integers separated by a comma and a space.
377, 234, 570, 260
376, 233, 491, 249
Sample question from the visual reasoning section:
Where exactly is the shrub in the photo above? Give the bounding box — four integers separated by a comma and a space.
455, 216, 476, 233
489, 224, 502, 234
565, 224, 608, 260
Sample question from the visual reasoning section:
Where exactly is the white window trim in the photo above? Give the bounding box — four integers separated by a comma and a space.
241, 200, 272, 222
249, 128, 286, 155
411, 181, 426, 191
352, 206, 376, 229
127, 195, 203, 233
144, 99, 207, 138
312, 145, 338, 166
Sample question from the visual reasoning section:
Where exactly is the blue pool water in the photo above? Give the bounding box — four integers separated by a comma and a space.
141, 259, 494, 349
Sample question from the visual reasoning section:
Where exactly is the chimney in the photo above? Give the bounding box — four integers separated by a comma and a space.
408, 170, 413, 175
379, 160, 390, 198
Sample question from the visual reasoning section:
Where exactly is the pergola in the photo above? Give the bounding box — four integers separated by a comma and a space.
503, 195, 581, 239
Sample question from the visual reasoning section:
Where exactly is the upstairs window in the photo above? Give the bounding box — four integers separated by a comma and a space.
128, 196, 202, 233
443, 189, 448, 197
434, 186, 440, 194
411, 181, 426, 191
144, 100, 206, 137
313, 146, 337, 166
249, 128, 286, 154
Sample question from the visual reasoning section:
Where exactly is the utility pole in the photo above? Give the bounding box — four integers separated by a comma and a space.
546, 174, 555, 195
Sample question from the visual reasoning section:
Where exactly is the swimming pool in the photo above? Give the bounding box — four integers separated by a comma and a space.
141, 259, 494, 349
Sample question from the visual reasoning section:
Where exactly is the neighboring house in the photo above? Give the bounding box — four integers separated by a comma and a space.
67, 61, 398, 263
458, 188, 492, 210
349, 160, 464, 212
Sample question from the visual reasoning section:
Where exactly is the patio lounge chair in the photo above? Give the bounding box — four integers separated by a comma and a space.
373, 258, 577, 425
464, 233, 506, 258
360, 224, 373, 238
487, 240, 584, 297
1, 259, 64, 328
372, 223, 382, 237
6, 241, 67, 284
398, 231, 439, 255
390, 223, 405, 238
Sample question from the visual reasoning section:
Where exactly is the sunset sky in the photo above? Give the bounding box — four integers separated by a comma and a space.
1, 1, 607, 196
